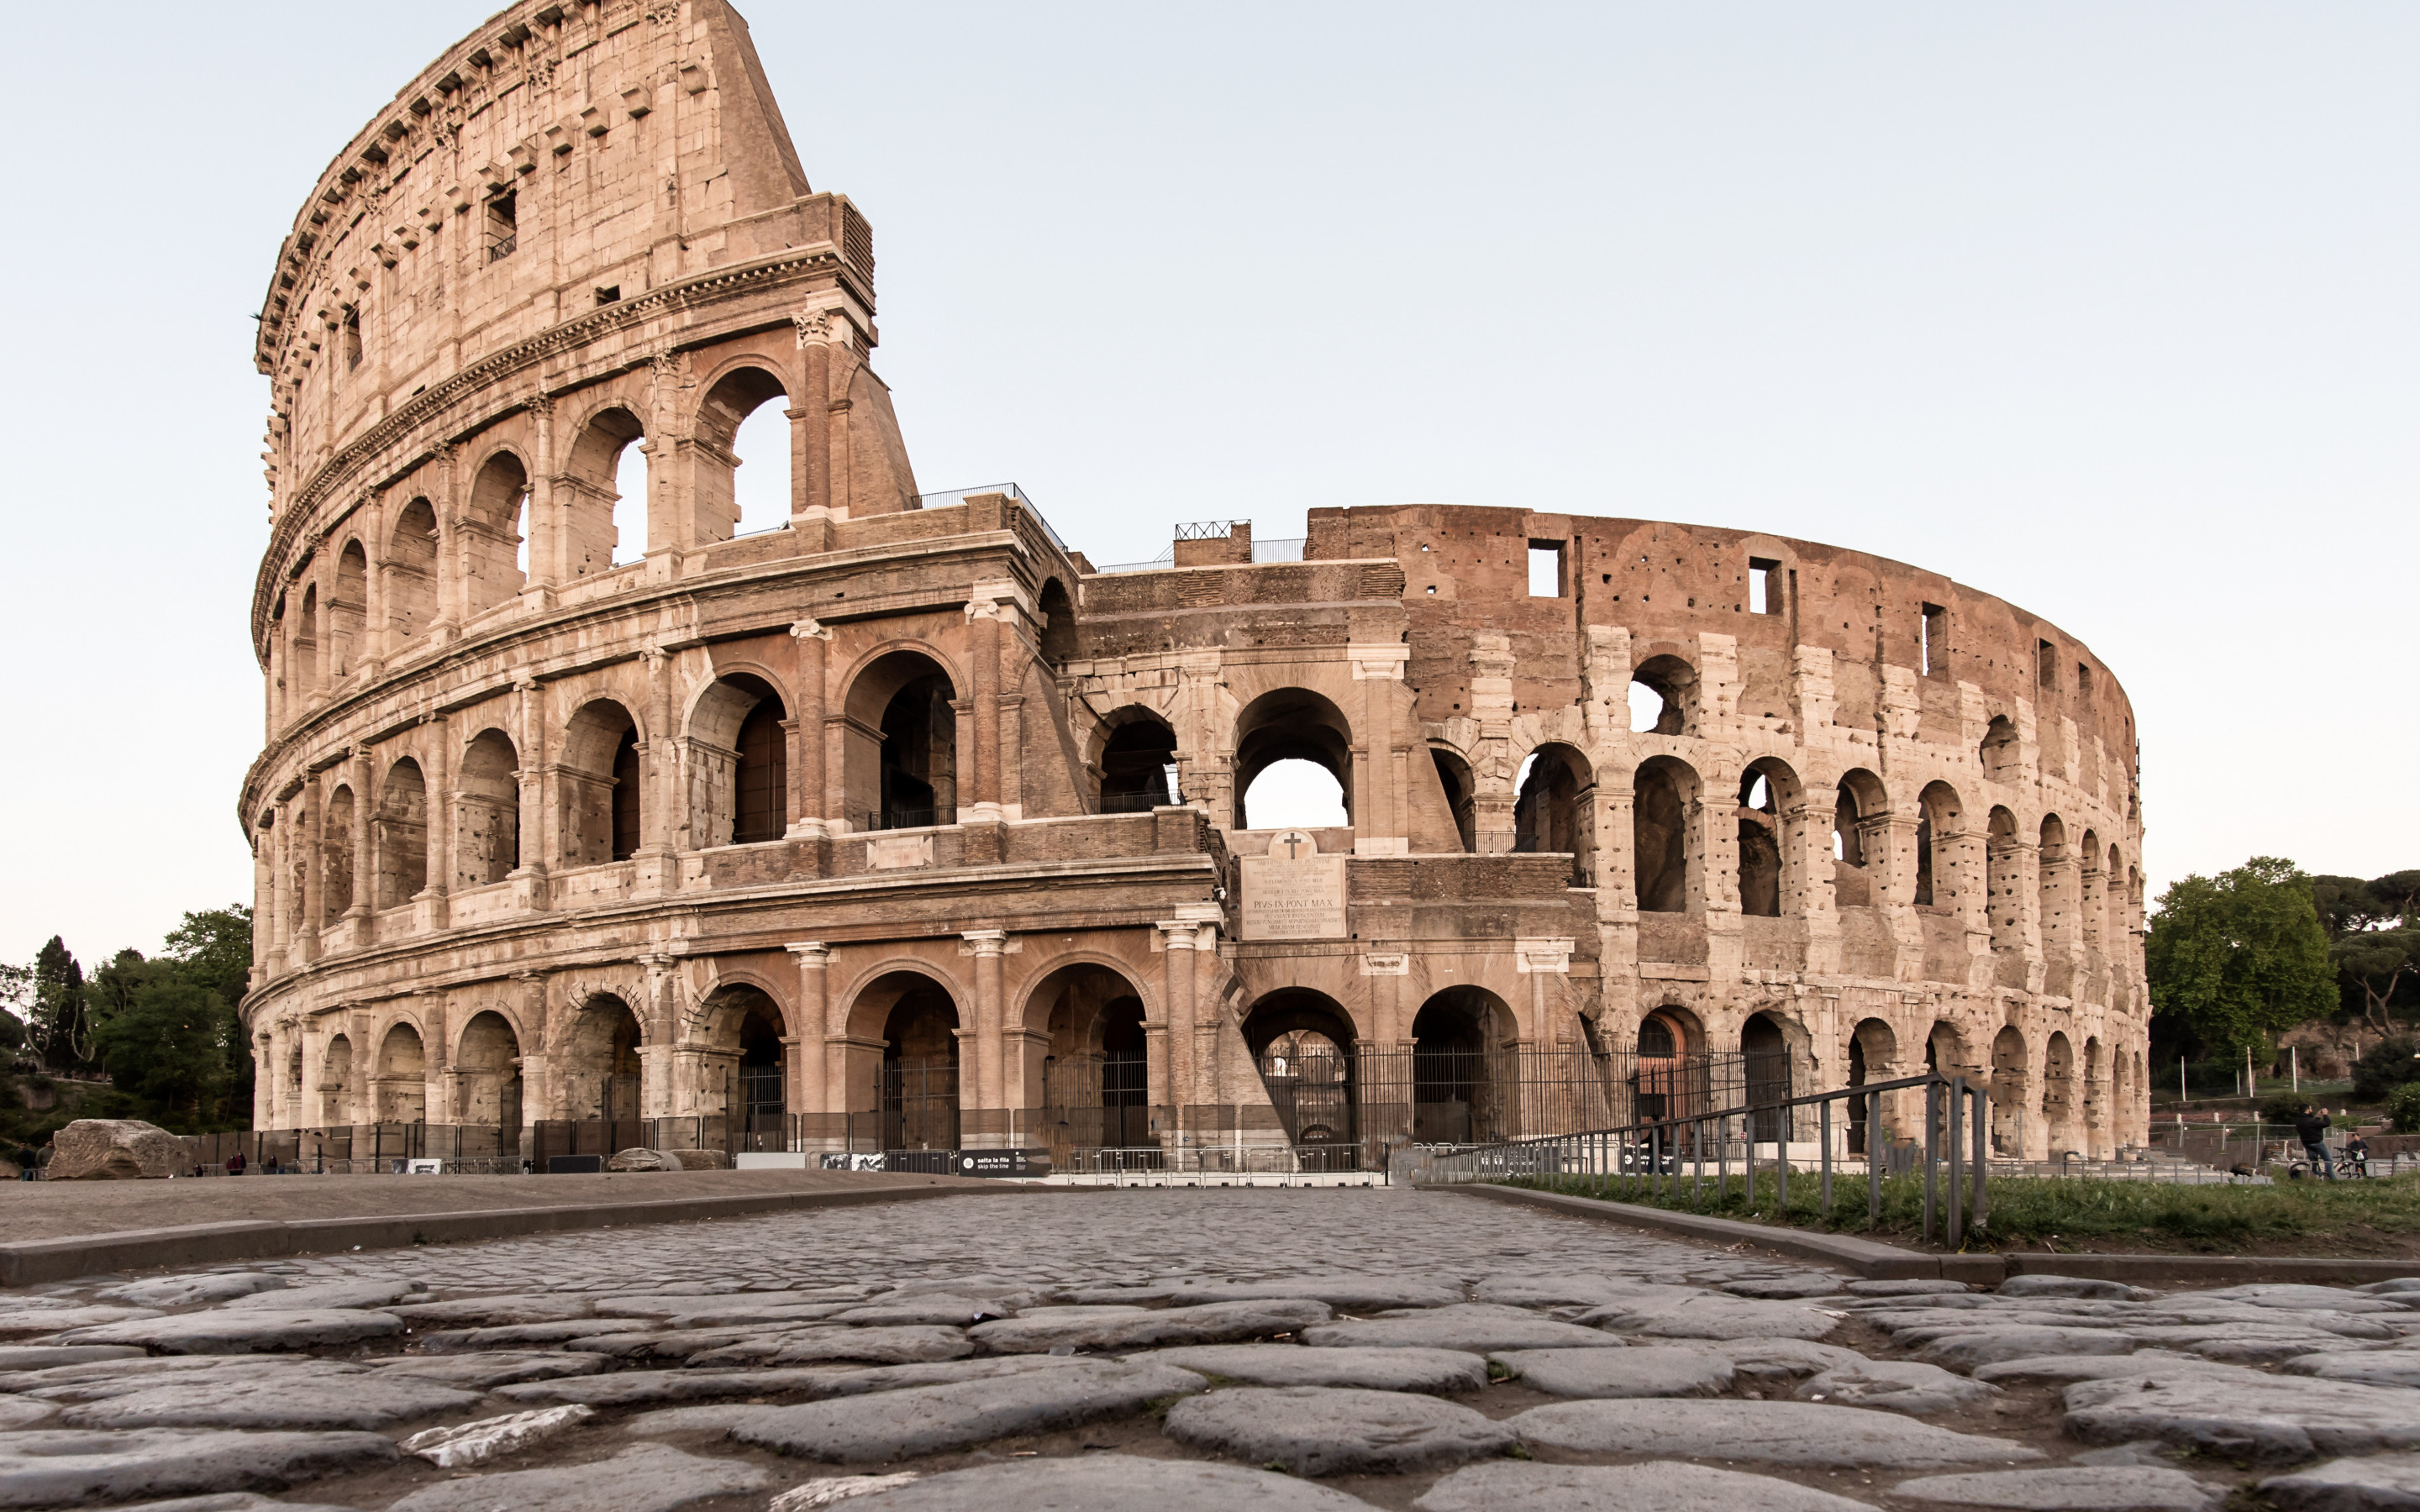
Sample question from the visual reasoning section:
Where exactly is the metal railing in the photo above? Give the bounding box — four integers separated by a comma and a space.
1418, 1072, 1993, 1246
857, 806, 941, 832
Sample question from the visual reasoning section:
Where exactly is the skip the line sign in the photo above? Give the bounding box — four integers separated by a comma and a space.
1239, 829, 1348, 941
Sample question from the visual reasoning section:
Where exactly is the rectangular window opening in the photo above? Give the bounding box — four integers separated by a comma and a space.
2077, 662, 2094, 701
340, 306, 362, 371
1749, 556, 1781, 615
486, 189, 517, 262
595, 285, 620, 305
1527, 541, 1564, 598
1921, 604, 1947, 675
2037, 639, 2057, 689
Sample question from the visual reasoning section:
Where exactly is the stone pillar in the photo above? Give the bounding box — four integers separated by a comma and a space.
299, 774, 324, 960
525, 393, 556, 595
510, 673, 550, 909
344, 749, 373, 942
1515, 938, 1576, 1050
963, 930, 1007, 1146
965, 598, 1005, 821
794, 313, 835, 520
786, 620, 831, 837
786, 942, 831, 1144
1158, 920, 1199, 1146
416, 716, 452, 932
1349, 642, 1409, 853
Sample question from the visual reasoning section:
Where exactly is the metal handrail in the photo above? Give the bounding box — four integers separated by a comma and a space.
1415, 1070, 1992, 1245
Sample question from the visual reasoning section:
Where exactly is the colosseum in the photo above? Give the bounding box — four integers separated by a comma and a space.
238, 0, 2150, 1173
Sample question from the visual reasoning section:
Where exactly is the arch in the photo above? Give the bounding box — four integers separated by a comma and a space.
1633, 1001, 1707, 1126
870, 974, 960, 1152
2044, 1030, 2076, 1155
564, 404, 648, 575
1243, 988, 1360, 1167
385, 498, 439, 644
455, 1011, 523, 1131
1990, 1025, 2030, 1157
1845, 1016, 1897, 1155
1037, 578, 1076, 665
560, 698, 643, 866
321, 784, 356, 925
2039, 814, 2074, 965
1028, 960, 1154, 1153
687, 674, 788, 846
1234, 688, 1355, 831
692, 365, 792, 540
1831, 768, 1890, 908
329, 540, 368, 682
1515, 743, 1596, 888
1634, 756, 1700, 913
375, 1021, 426, 1122
1430, 746, 1477, 853
2107, 843, 2128, 948
1979, 715, 2020, 782
1735, 758, 1803, 917
373, 758, 429, 909
463, 449, 530, 612
1630, 654, 1697, 736
318, 1034, 353, 1126
1742, 1011, 1795, 1142
559, 993, 644, 1121
697, 984, 789, 1136
843, 649, 958, 831
293, 584, 322, 696
1097, 713, 1178, 813
2078, 829, 2106, 952
1410, 986, 1516, 1143
1986, 806, 2026, 961
1913, 780, 1965, 907
455, 728, 521, 889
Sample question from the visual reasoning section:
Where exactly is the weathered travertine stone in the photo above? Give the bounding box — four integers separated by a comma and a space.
386, 1442, 766, 1512
1725, 1276, 1846, 1299
824, 1299, 1013, 1327
71, 1497, 360, 1512
1491, 1347, 1733, 1397
1510, 1399, 2044, 1467
1712, 1339, 1870, 1378
769, 1476, 921, 1511
96, 1276, 287, 1309
688, 1359, 1207, 1461
826, 1455, 1376, 1509
414, 1318, 660, 1352
623, 1359, 1080, 1423
1601, 1295, 1844, 1341
1129, 1343, 1488, 1393
1890, 1468, 2217, 1510
1996, 1277, 2155, 1302
223, 1278, 422, 1310
54, 1310, 404, 1354
374, 1352, 612, 1389
1972, 1353, 2239, 1386
1160, 1278, 1465, 1311
0, 1308, 162, 1338
0, 1347, 144, 1373
1302, 1304, 1623, 1353
1845, 1281, 1971, 1298
501, 1367, 868, 1407
0, 1428, 395, 1507
0, 1397, 54, 1430
2260, 1452, 2420, 1511
1162, 1385, 1514, 1476
1918, 1328, 2136, 1372
46, 1120, 183, 1180
1798, 1358, 1996, 1415
681, 1326, 971, 1366
49, 1358, 480, 1430
400, 1404, 597, 1468
2284, 1352, 2420, 1389
971, 1300, 1328, 1354
389, 1295, 597, 1326
1413, 1460, 1879, 1512
2065, 1370, 2420, 1458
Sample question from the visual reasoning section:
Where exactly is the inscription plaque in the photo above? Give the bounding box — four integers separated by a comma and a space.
1240, 829, 1348, 941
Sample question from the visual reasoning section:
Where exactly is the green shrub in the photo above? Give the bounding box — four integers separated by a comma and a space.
2389, 1084, 2420, 1134
2355, 1037, 2420, 1103
2260, 1092, 2311, 1124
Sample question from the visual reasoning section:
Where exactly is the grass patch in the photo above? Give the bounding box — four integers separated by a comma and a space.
1499, 1168, 2420, 1251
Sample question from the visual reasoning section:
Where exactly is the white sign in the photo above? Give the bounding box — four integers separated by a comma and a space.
404, 1158, 444, 1175
1240, 830, 1348, 941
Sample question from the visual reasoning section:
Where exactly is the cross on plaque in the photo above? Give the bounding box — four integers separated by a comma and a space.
1277, 830, 1311, 861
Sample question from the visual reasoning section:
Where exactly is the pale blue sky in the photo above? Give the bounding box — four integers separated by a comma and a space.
3, 3, 2412, 964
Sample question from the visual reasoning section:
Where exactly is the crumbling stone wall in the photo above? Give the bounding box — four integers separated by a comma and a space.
239, 0, 2149, 1163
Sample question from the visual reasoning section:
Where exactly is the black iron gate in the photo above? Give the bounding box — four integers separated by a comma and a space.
881, 1063, 959, 1151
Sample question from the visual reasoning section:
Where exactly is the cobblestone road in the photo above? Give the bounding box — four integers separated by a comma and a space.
3, 1187, 2419, 1511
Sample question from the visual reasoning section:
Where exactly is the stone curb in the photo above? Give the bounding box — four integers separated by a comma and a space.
1446, 1184, 2420, 1287
0, 1182, 1033, 1289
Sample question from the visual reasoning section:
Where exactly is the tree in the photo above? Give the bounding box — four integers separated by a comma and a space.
93, 979, 230, 1117
2146, 857, 2337, 1058
28, 937, 91, 1071
2312, 871, 2420, 1028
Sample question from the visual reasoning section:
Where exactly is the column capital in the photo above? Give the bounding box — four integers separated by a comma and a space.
1515, 937, 1576, 974
1156, 921, 1202, 949
960, 929, 1010, 957
785, 941, 831, 965
789, 618, 832, 642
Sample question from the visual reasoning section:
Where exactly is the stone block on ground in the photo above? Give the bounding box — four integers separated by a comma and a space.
0, 1347, 144, 1373
95, 1276, 287, 1309
1972, 1353, 2242, 1386
1302, 1303, 1623, 1353
1159, 1277, 1465, 1311
0, 1307, 163, 1338
1128, 1343, 1488, 1393
46, 1120, 184, 1180
1509, 1399, 2044, 1467
0, 1397, 53, 1430
1583, 1295, 1843, 1341
53, 1310, 405, 1355
2282, 1352, 2420, 1389
684, 1326, 971, 1367
47, 1357, 481, 1430
1889, 1468, 2217, 1510
970, 1300, 1328, 1355
823, 1299, 1013, 1327
2260, 1452, 2420, 1512
1917, 1328, 2135, 1373
0, 1427, 396, 1507
374, 1352, 613, 1389
1162, 1384, 1513, 1476
76, 1497, 360, 1512
389, 1294, 598, 1326
1845, 1280, 1971, 1298
2064, 1369, 2420, 1460
1710, 1339, 1870, 1379
385, 1441, 765, 1512
1491, 1347, 1732, 1398
824, 1453, 1376, 1509
1724, 1275, 1846, 1299
224, 1279, 424, 1311
620, 1359, 1079, 1422
1474, 1275, 1688, 1309
1413, 1459, 1881, 1512
1996, 1277, 2156, 1302
400, 1404, 596, 1468
1797, 1358, 1998, 1415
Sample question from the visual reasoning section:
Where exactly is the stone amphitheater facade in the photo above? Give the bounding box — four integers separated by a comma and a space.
239, 0, 2150, 1168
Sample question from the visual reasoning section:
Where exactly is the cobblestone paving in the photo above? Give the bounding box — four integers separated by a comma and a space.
4, 1188, 2420, 1509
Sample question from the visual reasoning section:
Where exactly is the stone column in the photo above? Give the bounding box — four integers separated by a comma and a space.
963, 930, 1008, 1146
786, 620, 830, 837
416, 715, 452, 932
794, 312, 835, 519
525, 393, 556, 595
1157, 921, 1199, 1147
965, 598, 1004, 821
786, 942, 831, 1145
510, 673, 550, 909
344, 749, 373, 942
298, 774, 324, 961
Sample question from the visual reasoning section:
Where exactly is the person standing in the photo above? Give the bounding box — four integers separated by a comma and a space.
227, 1148, 248, 1177
12, 1143, 34, 1181
2294, 1103, 2335, 1181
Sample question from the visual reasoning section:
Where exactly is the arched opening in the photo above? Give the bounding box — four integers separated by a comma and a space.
321, 785, 356, 926
2039, 814, 2073, 970
2109, 843, 2128, 950
882, 979, 960, 1152
329, 541, 367, 681
1846, 1017, 1897, 1156
1097, 714, 1179, 814
1734, 760, 1799, 917
1986, 806, 2025, 963
694, 366, 791, 541
2044, 1030, 2075, 1155
293, 585, 322, 696
701, 985, 787, 1146
844, 651, 957, 831
1411, 987, 1512, 1143
560, 700, 642, 867
375, 1022, 425, 1123
2078, 829, 2106, 953
1515, 744, 1596, 888
1634, 1006, 1697, 1125
319, 1035, 352, 1126
1038, 578, 1076, 665
1633, 756, 1698, 912
561, 995, 644, 1124
373, 759, 428, 909
455, 1011, 523, 1136
1430, 748, 1477, 853
455, 729, 521, 888
1032, 964, 1154, 1158
689, 675, 788, 845
386, 499, 439, 644
1831, 769, 1888, 908
1914, 781, 1964, 908
1234, 688, 1354, 831
565, 406, 649, 575
1980, 715, 2020, 783
464, 451, 529, 612
1990, 1026, 2029, 1157
1244, 989, 1360, 1168
1630, 655, 1697, 736
1742, 1012, 1793, 1142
